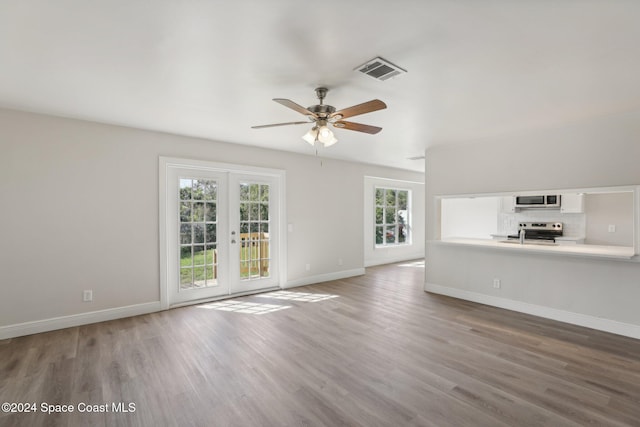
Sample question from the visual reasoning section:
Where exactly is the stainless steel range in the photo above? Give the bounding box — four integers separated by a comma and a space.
507, 222, 563, 243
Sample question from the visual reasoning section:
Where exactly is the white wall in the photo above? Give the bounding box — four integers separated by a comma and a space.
0, 108, 424, 336
425, 109, 640, 338
440, 197, 499, 239
363, 176, 425, 266
584, 192, 634, 246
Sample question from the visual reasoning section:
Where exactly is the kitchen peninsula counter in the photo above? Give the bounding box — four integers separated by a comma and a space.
434, 238, 637, 260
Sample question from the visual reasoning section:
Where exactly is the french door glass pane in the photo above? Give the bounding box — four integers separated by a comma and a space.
179, 178, 218, 290
239, 182, 270, 282
193, 224, 205, 243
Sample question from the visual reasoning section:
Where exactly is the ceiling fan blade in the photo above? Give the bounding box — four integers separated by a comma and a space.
330, 99, 387, 120
333, 121, 382, 134
251, 121, 310, 129
273, 98, 317, 117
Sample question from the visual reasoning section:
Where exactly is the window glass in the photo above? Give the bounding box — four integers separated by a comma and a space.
180, 178, 218, 288
239, 182, 271, 280
375, 187, 410, 246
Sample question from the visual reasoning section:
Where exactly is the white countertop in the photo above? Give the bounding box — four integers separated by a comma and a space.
434, 238, 637, 260
554, 236, 585, 241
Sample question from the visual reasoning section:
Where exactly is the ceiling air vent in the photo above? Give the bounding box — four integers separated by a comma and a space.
355, 57, 407, 81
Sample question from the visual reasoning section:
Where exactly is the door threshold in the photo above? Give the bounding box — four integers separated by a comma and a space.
169, 286, 282, 309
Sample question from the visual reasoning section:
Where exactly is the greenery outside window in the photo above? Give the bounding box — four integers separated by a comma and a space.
375, 187, 410, 246
179, 178, 218, 289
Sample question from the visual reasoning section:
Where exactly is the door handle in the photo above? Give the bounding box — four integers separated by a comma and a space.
231, 239, 236, 244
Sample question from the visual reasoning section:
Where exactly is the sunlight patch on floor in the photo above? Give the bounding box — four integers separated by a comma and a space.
398, 260, 425, 268
197, 300, 291, 315
256, 291, 339, 302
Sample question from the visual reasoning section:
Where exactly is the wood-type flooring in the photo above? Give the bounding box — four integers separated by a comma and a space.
1, 260, 639, 426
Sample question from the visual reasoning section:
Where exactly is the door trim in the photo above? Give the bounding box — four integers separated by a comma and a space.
159, 157, 287, 310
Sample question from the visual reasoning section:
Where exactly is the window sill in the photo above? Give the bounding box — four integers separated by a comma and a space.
375, 243, 412, 249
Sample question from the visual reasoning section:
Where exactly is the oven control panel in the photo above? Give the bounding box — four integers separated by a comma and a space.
518, 222, 563, 231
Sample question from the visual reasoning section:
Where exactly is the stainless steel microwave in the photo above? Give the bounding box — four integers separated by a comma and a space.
515, 195, 561, 208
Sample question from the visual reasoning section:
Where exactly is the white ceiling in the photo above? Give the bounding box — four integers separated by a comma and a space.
2, 1, 640, 172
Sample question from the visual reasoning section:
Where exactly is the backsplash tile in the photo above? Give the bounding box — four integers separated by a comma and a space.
497, 211, 586, 238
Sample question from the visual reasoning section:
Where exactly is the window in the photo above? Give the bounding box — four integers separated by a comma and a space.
239, 182, 271, 280
375, 187, 410, 246
179, 178, 218, 289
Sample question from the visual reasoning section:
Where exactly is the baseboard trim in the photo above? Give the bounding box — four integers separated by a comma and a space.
284, 268, 365, 288
365, 252, 425, 267
424, 282, 640, 340
0, 301, 162, 340
1, 268, 365, 340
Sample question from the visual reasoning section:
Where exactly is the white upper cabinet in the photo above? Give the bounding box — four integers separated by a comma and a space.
500, 196, 516, 213
561, 193, 584, 213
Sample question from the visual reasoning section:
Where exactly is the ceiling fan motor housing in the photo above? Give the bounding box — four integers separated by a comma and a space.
307, 104, 336, 118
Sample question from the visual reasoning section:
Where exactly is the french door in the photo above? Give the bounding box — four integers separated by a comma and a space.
160, 158, 283, 307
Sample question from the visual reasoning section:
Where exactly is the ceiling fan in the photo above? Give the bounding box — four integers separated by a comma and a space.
251, 87, 387, 147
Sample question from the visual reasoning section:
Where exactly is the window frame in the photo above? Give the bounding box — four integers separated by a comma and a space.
374, 186, 412, 247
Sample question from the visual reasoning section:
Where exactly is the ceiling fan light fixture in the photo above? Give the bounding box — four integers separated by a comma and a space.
322, 134, 338, 147
302, 127, 318, 145
317, 125, 337, 146
318, 125, 332, 138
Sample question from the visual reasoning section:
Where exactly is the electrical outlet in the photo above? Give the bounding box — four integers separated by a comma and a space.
493, 279, 501, 289
608, 225, 616, 233
83, 290, 93, 302
305, 263, 311, 271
